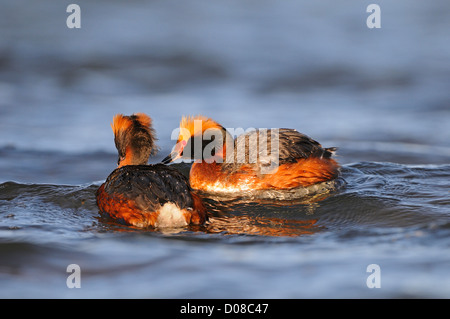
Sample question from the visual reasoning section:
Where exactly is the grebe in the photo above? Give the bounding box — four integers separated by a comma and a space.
96, 113, 207, 228
162, 115, 340, 195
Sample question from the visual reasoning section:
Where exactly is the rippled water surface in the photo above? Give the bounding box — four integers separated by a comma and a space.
1, 0, 449, 298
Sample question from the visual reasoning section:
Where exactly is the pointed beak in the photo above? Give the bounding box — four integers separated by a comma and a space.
161, 144, 183, 164
161, 151, 178, 164
161, 140, 186, 164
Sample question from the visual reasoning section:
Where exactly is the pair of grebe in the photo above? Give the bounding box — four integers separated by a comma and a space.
96, 113, 340, 228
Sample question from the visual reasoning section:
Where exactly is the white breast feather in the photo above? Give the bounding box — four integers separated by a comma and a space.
155, 202, 188, 228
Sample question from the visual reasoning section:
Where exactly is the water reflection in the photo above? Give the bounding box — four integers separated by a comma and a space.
95, 188, 335, 237
188, 179, 343, 236
205, 215, 321, 237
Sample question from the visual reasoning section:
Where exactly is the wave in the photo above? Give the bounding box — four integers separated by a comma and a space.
1, 161, 448, 237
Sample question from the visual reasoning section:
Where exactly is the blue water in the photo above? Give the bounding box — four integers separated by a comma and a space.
0, 0, 449, 298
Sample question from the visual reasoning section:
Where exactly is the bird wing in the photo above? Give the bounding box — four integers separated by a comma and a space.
103, 164, 194, 212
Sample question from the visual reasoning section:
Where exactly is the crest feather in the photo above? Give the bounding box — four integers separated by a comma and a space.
111, 113, 152, 137
111, 114, 132, 137
179, 115, 222, 140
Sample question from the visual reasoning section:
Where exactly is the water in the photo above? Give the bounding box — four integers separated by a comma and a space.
1, 0, 450, 298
